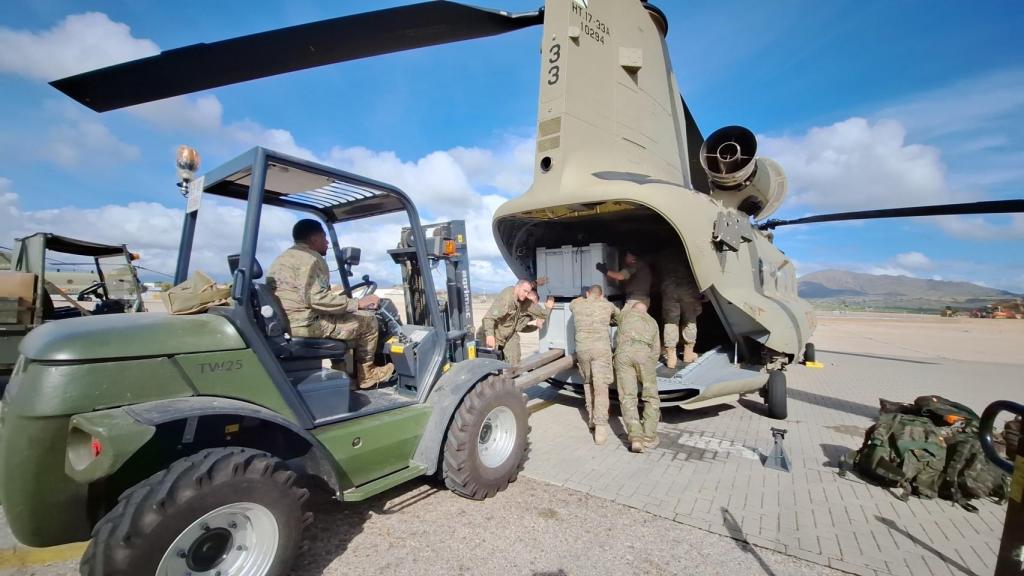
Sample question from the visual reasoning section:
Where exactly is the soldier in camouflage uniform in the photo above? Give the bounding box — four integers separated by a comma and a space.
614, 301, 661, 453
597, 251, 651, 307
658, 250, 702, 368
569, 285, 621, 445
479, 280, 554, 365
267, 219, 394, 388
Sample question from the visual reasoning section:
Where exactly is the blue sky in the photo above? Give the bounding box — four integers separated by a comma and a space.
1, 0, 1022, 292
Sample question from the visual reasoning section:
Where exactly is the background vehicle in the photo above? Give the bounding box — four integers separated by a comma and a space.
0, 148, 543, 575
0, 233, 145, 390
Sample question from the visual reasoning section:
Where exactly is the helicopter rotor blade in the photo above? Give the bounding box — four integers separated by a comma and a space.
50, 1, 543, 112
759, 199, 1024, 230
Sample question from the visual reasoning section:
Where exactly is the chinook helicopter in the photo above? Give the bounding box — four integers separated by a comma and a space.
52, 0, 1024, 420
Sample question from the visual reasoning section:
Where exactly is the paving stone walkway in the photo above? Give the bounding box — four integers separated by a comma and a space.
522, 348, 1017, 576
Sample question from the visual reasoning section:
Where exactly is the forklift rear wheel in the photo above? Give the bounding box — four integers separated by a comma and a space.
803, 342, 816, 364
81, 447, 309, 576
443, 374, 529, 500
765, 370, 788, 420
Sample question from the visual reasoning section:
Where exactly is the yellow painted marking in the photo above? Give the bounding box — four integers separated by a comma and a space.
390, 345, 405, 354
804, 361, 824, 369
528, 400, 556, 414
0, 542, 87, 569
225, 423, 240, 434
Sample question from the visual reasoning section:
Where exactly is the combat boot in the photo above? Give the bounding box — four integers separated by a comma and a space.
682, 342, 698, 363
630, 438, 644, 453
357, 362, 395, 389
642, 435, 660, 450
664, 347, 677, 369
594, 425, 608, 445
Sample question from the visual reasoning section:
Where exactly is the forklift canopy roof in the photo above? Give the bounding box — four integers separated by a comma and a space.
201, 147, 408, 223
16, 233, 128, 258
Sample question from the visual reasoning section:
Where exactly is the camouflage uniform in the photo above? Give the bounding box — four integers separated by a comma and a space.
619, 259, 652, 308
614, 308, 661, 442
267, 243, 379, 374
569, 295, 620, 427
479, 286, 549, 365
658, 252, 702, 351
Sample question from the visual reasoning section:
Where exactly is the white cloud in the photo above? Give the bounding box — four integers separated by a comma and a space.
448, 134, 535, 196
894, 251, 933, 270
760, 117, 954, 212
44, 101, 140, 168
866, 265, 912, 277
224, 121, 316, 161
0, 12, 158, 81
0, 13, 226, 140
760, 116, 1024, 240
126, 95, 225, 135
874, 69, 1024, 140
0, 124, 533, 291
934, 214, 1024, 240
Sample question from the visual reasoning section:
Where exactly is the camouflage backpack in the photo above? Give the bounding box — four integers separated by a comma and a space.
913, 395, 1009, 509
842, 396, 1010, 510
1006, 417, 1022, 460
843, 410, 947, 500
939, 433, 1010, 511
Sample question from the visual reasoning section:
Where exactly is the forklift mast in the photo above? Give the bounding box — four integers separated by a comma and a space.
389, 220, 474, 363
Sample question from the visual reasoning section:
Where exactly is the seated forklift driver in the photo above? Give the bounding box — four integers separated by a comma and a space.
267, 219, 395, 389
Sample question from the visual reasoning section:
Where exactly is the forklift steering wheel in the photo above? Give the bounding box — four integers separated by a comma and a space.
76, 281, 106, 301
349, 274, 377, 298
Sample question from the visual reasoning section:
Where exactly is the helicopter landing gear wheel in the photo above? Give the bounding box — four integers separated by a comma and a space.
803, 342, 816, 364
765, 370, 788, 420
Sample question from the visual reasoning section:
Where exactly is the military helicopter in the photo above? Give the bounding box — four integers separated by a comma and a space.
52, 0, 1024, 420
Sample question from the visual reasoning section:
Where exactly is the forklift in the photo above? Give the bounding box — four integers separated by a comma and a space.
0, 147, 565, 575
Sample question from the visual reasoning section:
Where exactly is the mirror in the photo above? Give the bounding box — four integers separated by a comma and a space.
340, 247, 361, 266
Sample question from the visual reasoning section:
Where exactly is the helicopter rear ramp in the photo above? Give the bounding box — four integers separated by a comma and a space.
542, 346, 769, 409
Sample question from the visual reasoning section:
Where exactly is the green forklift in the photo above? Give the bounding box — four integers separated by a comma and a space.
0, 233, 146, 391
0, 147, 540, 575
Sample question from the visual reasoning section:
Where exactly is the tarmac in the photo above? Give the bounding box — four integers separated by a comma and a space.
0, 310, 1020, 575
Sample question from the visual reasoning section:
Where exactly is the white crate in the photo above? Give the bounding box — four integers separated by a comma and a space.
536, 243, 620, 299
539, 301, 617, 355
539, 302, 574, 353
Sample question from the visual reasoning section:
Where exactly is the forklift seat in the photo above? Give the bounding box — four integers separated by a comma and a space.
228, 254, 347, 361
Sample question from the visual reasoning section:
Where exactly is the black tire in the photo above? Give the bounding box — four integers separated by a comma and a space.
81, 447, 310, 576
443, 374, 530, 500
765, 370, 788, 420
804, 342, 816, 364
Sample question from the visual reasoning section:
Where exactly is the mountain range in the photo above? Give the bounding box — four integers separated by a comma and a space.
797, 269, 1020, 311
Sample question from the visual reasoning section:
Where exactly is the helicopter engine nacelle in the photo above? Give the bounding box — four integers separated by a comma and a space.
700, 126, 787, 221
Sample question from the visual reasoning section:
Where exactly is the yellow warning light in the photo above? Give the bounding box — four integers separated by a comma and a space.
443, 240, 457, 257
129, 252, 141, 261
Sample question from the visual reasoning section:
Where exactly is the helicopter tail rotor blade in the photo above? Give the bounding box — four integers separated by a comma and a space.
758, 199, 1024, 230
50, 1, 543, 112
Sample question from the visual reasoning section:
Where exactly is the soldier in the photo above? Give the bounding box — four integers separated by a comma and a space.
479, 279, 555, 365
569, 285, 621, 445
614, 301, 661, 453
658, 250, 702, 368
597, 251, 651, 307
267, 219, 395, 389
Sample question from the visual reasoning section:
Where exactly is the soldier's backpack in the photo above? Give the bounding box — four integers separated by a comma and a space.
1006, 417, 1022, 460
939, 433, 1010, 511
842, 395, 1011, 510
842, 409, 947, 500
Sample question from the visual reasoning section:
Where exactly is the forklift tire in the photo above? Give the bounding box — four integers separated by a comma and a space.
442, 374, 529, 500
765, 370, 788, 420
803, 342, 816, 364
81, 447, 310, 576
